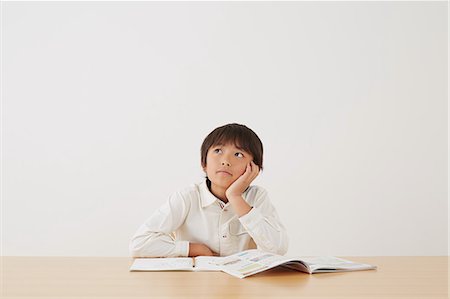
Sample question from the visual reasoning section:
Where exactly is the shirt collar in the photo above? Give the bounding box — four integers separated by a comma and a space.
199, 180, 225, 208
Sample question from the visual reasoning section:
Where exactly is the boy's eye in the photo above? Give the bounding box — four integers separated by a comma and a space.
213, 148, 222, 154
235, 152, 244, 158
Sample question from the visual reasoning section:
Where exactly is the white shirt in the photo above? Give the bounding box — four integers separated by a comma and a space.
129, 180, 289, 257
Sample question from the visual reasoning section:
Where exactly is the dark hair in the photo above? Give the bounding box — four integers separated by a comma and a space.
201, 123, 263, 170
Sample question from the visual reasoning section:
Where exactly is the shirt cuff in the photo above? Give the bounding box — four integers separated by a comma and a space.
174, 240, 190, 257
238, 206, 264, 230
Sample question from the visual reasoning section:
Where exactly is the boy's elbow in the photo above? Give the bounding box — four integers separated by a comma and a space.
130, 247, 141, 258
277, 243, 288, 256
129, 232, 174, 258
129, 235, 151, 257
279, 231, 289, 255
257, 233, 289, 256
262, 244, 288, 256
273, 231, 289, 255
129, 240, 142, 258
272, 240, 288, 256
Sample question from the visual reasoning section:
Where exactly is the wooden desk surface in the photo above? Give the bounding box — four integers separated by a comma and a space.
1, 256, 448, 298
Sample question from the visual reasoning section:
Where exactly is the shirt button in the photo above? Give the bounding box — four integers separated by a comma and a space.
222, 235, 227, 238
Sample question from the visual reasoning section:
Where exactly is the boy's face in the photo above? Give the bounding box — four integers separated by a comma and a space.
203, 142, 254, 190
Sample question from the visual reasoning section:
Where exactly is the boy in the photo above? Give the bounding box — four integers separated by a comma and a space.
130, 123, 288, 257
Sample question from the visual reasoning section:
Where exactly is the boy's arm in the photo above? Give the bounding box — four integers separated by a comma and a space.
227, 194, 252, 217
225, 161, 258, 217
235, 188, 289, 255
225, 161, 288, 255
129, 191, 190, 258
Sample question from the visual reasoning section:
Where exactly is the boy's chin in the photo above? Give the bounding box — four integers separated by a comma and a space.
210, 179, 234, 189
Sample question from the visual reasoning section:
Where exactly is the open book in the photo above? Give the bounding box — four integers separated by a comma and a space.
130, 249, 377, 279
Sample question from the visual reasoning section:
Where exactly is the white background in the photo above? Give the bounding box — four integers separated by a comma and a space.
2, 1, 448, 256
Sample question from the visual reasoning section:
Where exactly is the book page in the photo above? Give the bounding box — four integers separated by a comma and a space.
130, 257, 194, 271
193, 256, 225, 271
214, 250, 298, 278
298, 256, 377, 273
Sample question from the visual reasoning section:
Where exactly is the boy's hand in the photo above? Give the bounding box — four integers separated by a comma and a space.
188, 243, 218, 257
225, 161, 260, 199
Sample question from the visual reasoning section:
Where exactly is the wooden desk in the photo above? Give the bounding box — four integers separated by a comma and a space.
1, 256, 448, 298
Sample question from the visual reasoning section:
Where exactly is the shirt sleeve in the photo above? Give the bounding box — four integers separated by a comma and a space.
238, 188, 289, 255
129, 191, 190, 258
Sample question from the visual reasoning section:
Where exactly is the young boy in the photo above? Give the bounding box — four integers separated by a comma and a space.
130, 123, 288, 257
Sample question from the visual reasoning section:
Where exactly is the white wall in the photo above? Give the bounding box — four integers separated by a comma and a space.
2, 1, 447, 256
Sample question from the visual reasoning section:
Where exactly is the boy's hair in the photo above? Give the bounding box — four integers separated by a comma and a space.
201, 123, 264, 170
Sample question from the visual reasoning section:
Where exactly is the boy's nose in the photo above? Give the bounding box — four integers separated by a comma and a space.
221, 161, 230, 166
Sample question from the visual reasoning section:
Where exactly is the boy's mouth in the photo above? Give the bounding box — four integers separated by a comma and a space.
216, 170, 232, 176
